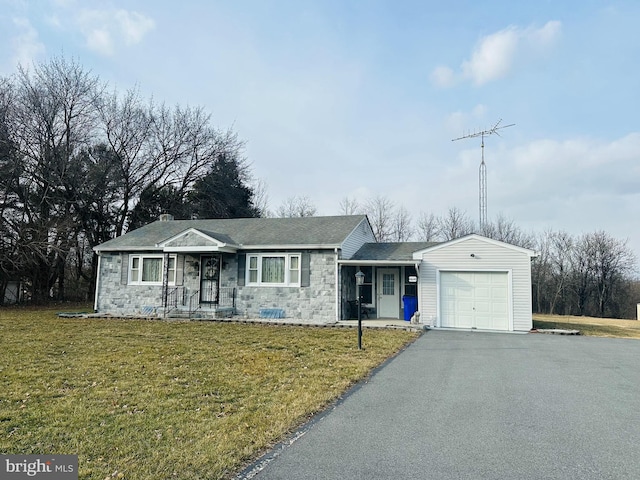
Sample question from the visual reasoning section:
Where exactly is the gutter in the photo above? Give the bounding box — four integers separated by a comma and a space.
94, 244, 343, 253
337, 259, 417, 265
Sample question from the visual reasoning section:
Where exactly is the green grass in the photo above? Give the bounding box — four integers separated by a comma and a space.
0, 306, 418, 479
533, 313, 640, 339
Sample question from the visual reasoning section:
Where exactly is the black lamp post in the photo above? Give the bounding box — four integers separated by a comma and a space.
355, 269, 365, 350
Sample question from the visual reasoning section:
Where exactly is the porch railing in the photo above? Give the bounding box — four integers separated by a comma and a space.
188, 290, 200, 318
217, 287, 236, 309
165, 287, 186, 311
178, 287, 238, 318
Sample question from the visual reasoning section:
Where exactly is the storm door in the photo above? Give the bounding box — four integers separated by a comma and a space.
200, 255, 221, 303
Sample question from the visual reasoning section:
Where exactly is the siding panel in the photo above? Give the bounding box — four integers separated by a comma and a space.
341, 218, 376, 259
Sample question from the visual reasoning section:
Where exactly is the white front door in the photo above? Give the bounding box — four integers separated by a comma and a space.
377, 268, 399, 318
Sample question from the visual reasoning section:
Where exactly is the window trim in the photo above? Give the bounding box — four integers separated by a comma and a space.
246, 253, 301, 286
128, 254, 176, 285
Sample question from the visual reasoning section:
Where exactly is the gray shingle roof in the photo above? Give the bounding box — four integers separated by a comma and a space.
350, 242, 440, 261
94, 215, 369, 251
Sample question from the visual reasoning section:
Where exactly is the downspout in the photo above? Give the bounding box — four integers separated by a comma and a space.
335, 248, 340, 323
93, 254, 101, 312
414, 261, 421, 323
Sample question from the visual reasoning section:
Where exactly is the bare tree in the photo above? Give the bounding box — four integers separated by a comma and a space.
391, 205, 413, 241
416, 212, 440, 241
276, 195, 317, 217
9, 57, 104, 300
531, 231, 552, 313
587, 231, 636, 317
531, 229, 637, 318
365, 195, 396, 241
480, 213, 534, 248
251, 178, 270, 217
97, 87, 154, 236
0, 55, 259, 302
438, 207, 475, 241
570, 233, 596, 316
339, 196, 362, 215
548, 230, 574, 314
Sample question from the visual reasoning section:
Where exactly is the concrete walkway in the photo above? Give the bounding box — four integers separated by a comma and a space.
240, 330, 640, 480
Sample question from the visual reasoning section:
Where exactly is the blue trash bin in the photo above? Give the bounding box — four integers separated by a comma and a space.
402, 295, 418, 321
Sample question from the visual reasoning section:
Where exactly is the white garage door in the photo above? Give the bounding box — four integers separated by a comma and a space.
440, 271, 510, 331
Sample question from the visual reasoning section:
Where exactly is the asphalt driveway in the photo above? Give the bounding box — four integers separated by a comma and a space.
240, 330, 640, 480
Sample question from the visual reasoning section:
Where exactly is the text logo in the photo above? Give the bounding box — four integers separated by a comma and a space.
1, 455, 77, 479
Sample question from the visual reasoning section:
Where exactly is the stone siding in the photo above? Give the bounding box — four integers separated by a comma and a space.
96, 250, 338, 321
96, 253, 164, 316
235, 250, 337, 320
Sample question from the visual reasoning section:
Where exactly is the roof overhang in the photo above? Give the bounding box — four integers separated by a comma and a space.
240, 244, 341, 251
338, 260, 418, 266
95, 246, 163, 253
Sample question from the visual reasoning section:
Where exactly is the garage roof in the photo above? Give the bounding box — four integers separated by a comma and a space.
350, 242, 439, 262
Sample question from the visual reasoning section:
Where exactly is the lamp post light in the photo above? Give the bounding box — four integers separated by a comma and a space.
355, 269, 365, 350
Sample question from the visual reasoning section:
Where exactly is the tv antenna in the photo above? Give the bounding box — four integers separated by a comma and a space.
452, 119, 515, 229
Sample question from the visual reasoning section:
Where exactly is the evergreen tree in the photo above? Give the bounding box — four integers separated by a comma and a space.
188, 152, 259, 219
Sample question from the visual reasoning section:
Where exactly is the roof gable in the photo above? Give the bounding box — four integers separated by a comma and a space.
158, 228, 239, 252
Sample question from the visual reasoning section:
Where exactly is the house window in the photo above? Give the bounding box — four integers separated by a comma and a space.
248, 256, 259, 283
129, 255, 176, 285
247, 254, 301, 286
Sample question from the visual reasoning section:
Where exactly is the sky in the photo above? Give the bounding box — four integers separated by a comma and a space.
1, 0, 639, 265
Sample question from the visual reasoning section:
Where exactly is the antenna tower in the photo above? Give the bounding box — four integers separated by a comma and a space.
452, 119, 514, 229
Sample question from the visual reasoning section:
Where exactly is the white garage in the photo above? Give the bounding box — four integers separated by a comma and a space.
413, 235, 536, 332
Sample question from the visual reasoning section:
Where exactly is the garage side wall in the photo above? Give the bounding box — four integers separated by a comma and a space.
417, 237, 533, 331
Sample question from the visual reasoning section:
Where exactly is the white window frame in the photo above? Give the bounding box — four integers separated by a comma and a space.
246, 253, 301, 287
129, 254, 176, 285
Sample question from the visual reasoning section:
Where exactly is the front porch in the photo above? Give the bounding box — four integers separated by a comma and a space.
339, 263, 419, 321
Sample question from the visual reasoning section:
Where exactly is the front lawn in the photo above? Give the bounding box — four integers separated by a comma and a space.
533, 313, 640, 338
0, 307, 418, 479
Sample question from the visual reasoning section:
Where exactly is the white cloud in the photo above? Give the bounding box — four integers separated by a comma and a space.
461, 26, 519, 86
432, 20, 562, 87
86, 27, 114, 56
528, 20, 562, 49
75, 8, 155, 56
480, 133, 640, 253
114, 10, 156, 45
430, 65, 456, 88
11, 17, 45, 68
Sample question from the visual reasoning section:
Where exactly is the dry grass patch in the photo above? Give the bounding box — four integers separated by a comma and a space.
0, 306, 418, 479
533, 313, 640, 339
